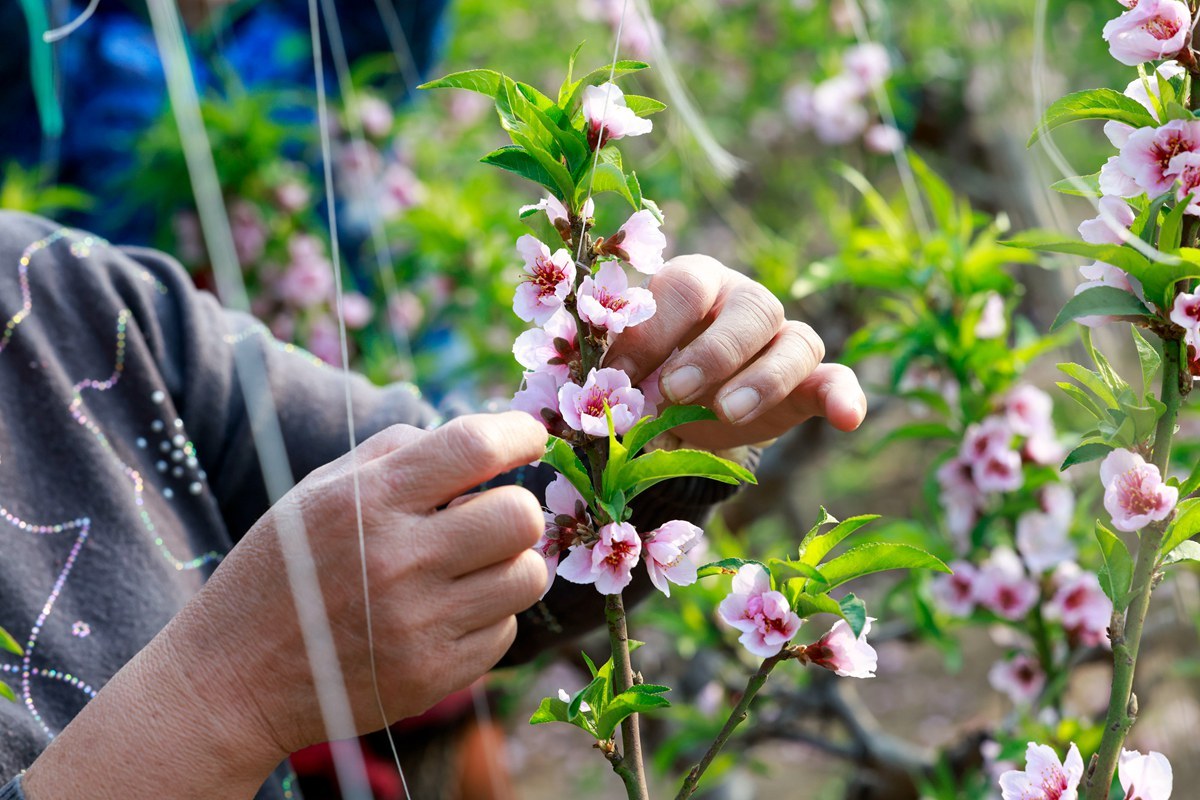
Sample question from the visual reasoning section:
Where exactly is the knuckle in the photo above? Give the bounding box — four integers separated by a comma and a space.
654, 263, 711, 320
443, 416, 506, 468
786, 320, 826, 366
745, 284, 786, 331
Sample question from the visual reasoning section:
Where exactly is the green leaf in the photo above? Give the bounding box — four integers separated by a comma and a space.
697, 557, 766, 580
1050, 286, 1151, 332
620, 405, 717, 459
809, 543, 950, 590
529, 696, 594, 735
626, 171, 643, 211
1160, 498, 1200, 559
1058, 362, 1119, 408
1132, 327, 1162, 399
419, 68, 503, 96
798, 515, 881, 566
506, 131, 577, 201
576, 161, 637, 209
790, 591, 843, 619
616, 448, 756, 501
569, 675, 604, 720
1095, 522, 1134, 610
481, 146, 569, 199
1177, 462, 1200, 499
563, 60, 651, 112
1001, 231, 1152, 276
581, 650, 599, 678
768, 558, 829, 588
1060, 441, 1114, 471
622, 95, 667, 116
560, 42, 587, 105
797, 506, 838, 553
875, 422, 958, 449
595, 688, 671, 740
0, 627, 21, 657
839, 594, 868, 638
542, 435, 596, 506
1133, 190, 1173, 247
1028, 88, 1158, 146
1159, 195, 1192, 251
1056, 381, 1108, 419
1049, 173, 1102, 197
0, 681, 13, 703
1162, 540, 1200, 566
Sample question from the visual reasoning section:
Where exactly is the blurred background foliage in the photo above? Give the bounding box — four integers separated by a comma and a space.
6, 0, 1200, 798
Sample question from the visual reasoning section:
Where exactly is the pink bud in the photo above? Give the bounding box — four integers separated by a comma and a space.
806, 618, 878, 678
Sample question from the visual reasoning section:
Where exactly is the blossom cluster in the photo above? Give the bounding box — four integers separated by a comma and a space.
783, 42, 903, 153
999, 741, 1172, 800
936, 385, 1066, 547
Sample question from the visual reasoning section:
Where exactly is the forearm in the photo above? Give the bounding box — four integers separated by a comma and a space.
22, 615, 283, 799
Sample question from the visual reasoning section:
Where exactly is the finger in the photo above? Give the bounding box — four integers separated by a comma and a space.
449, 550, 547, 636
602, 255, 724, 386
455, 615, 519, 670
366, 412, 548, 511
786, 363, 867, 432
658, 276, 788, 405
353, 423, 430, 464
427, 485, 546, 577
711, 321, 826, 426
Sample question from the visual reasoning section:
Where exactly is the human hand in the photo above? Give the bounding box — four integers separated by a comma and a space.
603, 255, 867, 452
24, 412, 549, 798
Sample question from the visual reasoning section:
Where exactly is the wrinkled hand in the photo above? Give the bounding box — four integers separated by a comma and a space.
604, 255, 867, 452
25, 413, 550, 798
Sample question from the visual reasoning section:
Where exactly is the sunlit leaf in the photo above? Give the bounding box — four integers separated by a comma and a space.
1028, 88, 1158, 146
1095, 522, 1134, 610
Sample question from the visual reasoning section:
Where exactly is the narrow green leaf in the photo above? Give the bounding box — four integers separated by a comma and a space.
1049, 173, 1102, 197
798, 515, 881, 566
581, 651, 599, 678
1001, 231, 1152, 276
1132, 327, 1162, 400
0, 627, 21, 657
839, 594, 868, 638
542, 435, 595, 506
564, 60, 651, 112
1028, 88, 1158, 146
419, 68, 503, 96
810, 543, 950, 590
529, 696, 593, 735
1176, 462, 1200, 499
1056, 381, 1108, 419
1160, 498, 1200, 558
481, 146, 567, 200
560, 42, 588, 105
1060, 441, 1114, 471
768, 558, 829, 587
1133, 190, 1172, 246
1058, 362, 1119, 408
576, 162, 637, 209
622, 95, 667, 116
1081, 327, 1130, 395
1161, 539, 1200, 566
1095, 522, 1134, 610
624, 683, 671, 695
595, 691, 671, 740
797, 506, 838, 554
569, 675, 604, 720
620, 405, 716, 459
0, 681, 14, 703
875, 422, 957, 449
790, 591, 843, 619
617, 448, 756, 501
696, 557, 766, 580
1159, 195, 1192, 251
626, 171, 643, 211
1050, 286, 1151, 332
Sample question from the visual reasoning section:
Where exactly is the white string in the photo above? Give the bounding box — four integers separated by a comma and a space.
42, 0, 100, 42
842, 0, 931, 238
143, 2, 374, 798
370, 0, 423, 95
309, 0, 414, 796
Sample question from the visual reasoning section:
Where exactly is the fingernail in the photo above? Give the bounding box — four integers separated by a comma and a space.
609, 356, 637, 379
720, 386, 761, 423
663, 366, 704, 402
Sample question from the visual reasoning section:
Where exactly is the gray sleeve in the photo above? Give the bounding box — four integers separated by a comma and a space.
0, 775, 23, 800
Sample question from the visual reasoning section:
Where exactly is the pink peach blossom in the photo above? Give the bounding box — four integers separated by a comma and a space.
512, 370, 564, 430
1103, 0, 1191, 66
379, 163, 426, 220
937, 458, 984, 543
717, 564, 802, 658
340, 292, 374, 330
931, 561, 979, 617
582, 83, 653, 149
811, 76, 870, 144
536, 475, 589, 596
975, 548, 1039, 620
513, 235, 577, 325
356, 95, 394, 139
1005, 385, 1055, 438
512, 307, 579, 385
1119, 749, 1173, 799
1101, 448, 1177, 531
1105, 62, 1187, 151
962, 417, 1014, 464
1078, 196, 1135, 244
520, 196, 595, 230
988, 652, 1045, 706
1170, 290, 1200, 330
783, 82, 815, 129
1100, 155, 1143, 198
557, 367, 646, 437
1119, 119, 1200, 195
642, 520, 704, 596
975, 292, 1007, 339
556, 521, 642, 594
608, 210, 667, 275
305, 315, 342, 366
1045, 568, 1112, 648
229, 200, 267, 265
278, 236, 334, 308
1017, 508, 1077, 574
577, 261, 657, 333
998, 742, 1083, 800
843, 43, 891, 92
387, 291, 424, 335
275, 179, 311, 213
806, 617, 878, 678
864, 123, 904, 154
